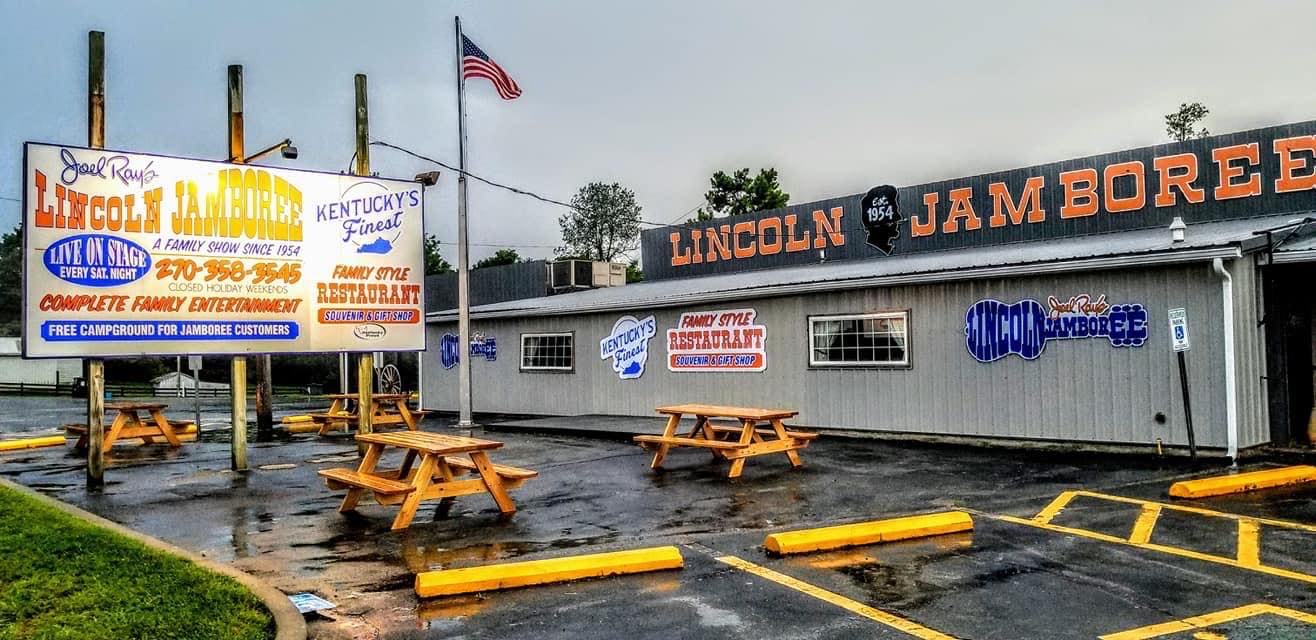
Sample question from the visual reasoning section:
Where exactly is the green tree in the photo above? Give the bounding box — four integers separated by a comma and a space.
423, 233, 453, 275
104, 357, 168, 383
690, 168, 789, 222
0, 226, 20, 336
625, 259, 643, 284
474, 248, 522, 269
1166, 102, 1210, 142
559, 182, 642, 262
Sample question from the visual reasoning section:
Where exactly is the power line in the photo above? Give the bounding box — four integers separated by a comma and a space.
666, 202, 704, 225
371, 140, 581, 211
367, 140, 699, 229
434, 239, 560, 249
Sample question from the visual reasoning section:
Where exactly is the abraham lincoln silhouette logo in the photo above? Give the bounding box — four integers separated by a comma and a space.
860, 185, 902, 255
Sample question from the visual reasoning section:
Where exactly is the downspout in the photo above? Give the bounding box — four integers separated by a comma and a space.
1211, 258, 1238, 463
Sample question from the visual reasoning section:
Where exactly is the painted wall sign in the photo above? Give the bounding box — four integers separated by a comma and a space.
22, 142, 425, 358
599, 314, 657, 379
470, 332, 498, 361
440, 333, 460, 369
965, 294, 1148, 362
642, 121, 1316, 280
1168, 308, 1190, 352
664, 207, 845, 269
667, 308, 767, 372
860, 184, 902, 255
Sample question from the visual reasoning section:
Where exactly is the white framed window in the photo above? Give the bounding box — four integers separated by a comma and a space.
809, 312, 909, 367
520, 332, 575, 371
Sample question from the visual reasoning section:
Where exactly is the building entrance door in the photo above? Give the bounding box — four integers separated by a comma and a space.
1262, 264, 1315, 446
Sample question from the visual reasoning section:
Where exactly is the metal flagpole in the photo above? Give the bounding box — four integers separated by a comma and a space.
455, 16, 474, 430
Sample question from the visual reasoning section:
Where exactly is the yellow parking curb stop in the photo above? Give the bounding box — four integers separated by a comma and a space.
0, 435, 67, 452
764, 511, 974, 555
415, 546, 684, 598
1168, 465, 1316, 499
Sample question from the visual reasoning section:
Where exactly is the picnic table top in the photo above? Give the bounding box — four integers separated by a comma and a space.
656, 404, 798, 421
104, 402, 168, 411
322, 393, 411, 401
355, 430, 502, 455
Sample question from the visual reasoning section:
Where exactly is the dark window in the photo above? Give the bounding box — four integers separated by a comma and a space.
521, 333, 574, 371
809, 312, 908, 366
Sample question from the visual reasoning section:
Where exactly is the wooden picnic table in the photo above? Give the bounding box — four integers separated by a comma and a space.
318, 431, 537, 530
309, 393, 430, 435
634, 404, 818, 478
67, 402, 195, 454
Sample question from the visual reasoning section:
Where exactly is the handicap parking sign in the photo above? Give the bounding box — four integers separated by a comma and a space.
1168, 308, 1190, 352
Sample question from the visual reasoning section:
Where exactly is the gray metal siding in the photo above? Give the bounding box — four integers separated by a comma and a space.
0, 356, 79, 385
424, 262, 1253, 448
1229, 257, 1270, 448
425, 260, 548, 312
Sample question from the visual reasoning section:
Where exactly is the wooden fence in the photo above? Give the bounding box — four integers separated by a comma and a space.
0, 382, 312, 398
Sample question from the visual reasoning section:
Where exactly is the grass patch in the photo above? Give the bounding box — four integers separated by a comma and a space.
0, 486, 274, 640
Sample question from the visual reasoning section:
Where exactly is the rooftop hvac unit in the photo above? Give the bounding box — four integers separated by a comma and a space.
549, 260, 626, 292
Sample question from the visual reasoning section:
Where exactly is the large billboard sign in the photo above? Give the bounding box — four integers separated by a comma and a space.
22, 142, 425, 358
643, 120, 1316, 280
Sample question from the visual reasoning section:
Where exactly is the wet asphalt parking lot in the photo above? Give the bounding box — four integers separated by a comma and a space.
1, 401, 1314, 639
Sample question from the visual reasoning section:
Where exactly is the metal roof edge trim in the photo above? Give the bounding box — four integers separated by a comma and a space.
1270, 249, 1316, 264
426, 246, 1242, 323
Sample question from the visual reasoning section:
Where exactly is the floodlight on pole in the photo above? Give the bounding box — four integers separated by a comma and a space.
232, 138, 296, 163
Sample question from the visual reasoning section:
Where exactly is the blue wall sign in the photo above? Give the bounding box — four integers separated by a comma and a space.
965, 294, 1148, 362
440, 333, 460, 369
600, 314, 657, 379
470, 332, 497, 361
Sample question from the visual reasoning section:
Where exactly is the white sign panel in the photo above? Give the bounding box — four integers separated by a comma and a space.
600, 314, 657, 379
1168, 308, 1190, 352
666, 308, 767, 372
22, 142, 425, 357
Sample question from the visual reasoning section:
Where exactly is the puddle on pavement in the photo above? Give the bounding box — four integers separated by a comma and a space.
307, 454, 360, 464
396, 533, 622, 573
790, 532, 975, 608
417, 594, 491, 622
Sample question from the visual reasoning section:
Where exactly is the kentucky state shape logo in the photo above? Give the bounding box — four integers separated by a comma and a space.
599, 315, 657, 380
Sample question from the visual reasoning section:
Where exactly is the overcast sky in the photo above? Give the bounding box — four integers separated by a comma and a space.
4, 1, 1316, 268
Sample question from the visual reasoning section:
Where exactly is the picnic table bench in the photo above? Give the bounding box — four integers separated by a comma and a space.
308, 393, 431, 435
319, 431, 536, 530
635, 404, 816, 478
65, 402, 195, 456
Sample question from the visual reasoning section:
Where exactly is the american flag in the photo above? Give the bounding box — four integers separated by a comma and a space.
462, 35, 521, 100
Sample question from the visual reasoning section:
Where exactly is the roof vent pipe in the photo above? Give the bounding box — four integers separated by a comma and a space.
1169, 217, 1187, 243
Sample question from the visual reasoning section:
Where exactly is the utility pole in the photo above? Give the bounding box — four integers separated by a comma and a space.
256, 352, 273, 435
85, 30, 106, 489
228, 64, 248, 471
354, 73, 373, 454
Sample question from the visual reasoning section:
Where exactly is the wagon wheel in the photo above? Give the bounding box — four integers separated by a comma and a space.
379, 364, 403, 394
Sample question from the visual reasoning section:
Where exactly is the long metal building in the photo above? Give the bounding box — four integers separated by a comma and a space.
422, 120, 1316, 455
